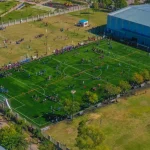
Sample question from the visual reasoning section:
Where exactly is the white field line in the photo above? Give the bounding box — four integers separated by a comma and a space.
10, 76, 46, 97
8, 90, 50, 127
52, 57, 132, 84
23, 68, 48, 95
100, 40, 150, 69
6, 41, 149, 127
52, 58, 109, 83
99, 45, 149, 71
14, 104, 25, 110
7, 93, 24, 105
6, 93, 25, 110
3, 94, 37, 125
12, 108, 41, 126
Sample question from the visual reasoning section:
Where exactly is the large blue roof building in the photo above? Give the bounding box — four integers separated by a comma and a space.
107, 4, 150, 48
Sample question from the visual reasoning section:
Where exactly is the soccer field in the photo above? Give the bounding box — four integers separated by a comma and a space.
0, 39, 150, 127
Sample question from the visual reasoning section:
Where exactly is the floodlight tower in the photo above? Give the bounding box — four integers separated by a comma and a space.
45, 28, 48, 55
71, 90, 76, 120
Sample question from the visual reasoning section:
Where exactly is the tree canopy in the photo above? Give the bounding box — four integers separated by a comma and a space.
76, 121, 108, 150
140, 69, 150, 81
105, 83, 121, 96
132, 73, 144, 84
114, 0, 127, 8
62, 98, 80, 116
39, 140, 55, 150
0, 125, 28, 150
83, 91, 99, 104
119, 80, 131, 93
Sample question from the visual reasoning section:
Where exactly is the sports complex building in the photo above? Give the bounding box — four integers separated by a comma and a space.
107, 4, 150, 49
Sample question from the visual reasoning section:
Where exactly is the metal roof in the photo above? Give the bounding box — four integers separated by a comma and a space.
79, 19, 88, 23
109, 4, 150, 27
0, 146, 6, 150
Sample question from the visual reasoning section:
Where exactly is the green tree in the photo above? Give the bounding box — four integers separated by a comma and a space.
134, 0, 140, 5
145, 0, 150, 3
105, 83, 121, 96
39, 140, 55, 150
93, 2, 99, 10
33, 128, 44, 141
132, 73, 144, 84
114, 0, 127, 8
140, 69, 150, 81
119, 80, 131, 93
76, 121, 108, 150
102, 0, 112, 8
84, 91, 99, 104
4, 108, 12, 120
62, 99, 80, 117
0, 125, 28, 150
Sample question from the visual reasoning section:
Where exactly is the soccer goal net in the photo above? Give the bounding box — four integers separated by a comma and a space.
0, 94, 11, 110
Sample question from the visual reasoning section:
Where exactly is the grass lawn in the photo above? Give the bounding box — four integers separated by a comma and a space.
44, 87, 150, 150
1, 3, 47, 23
0, 0, 18, 15
0, 9, 107, 65
31, 5, 55, 12
52, 0, 86, 5
0, 39, 150, 127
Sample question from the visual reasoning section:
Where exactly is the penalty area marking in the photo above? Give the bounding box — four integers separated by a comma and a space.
10, 76, 47, 97
12, 108, 41, 126
6, 93, 25, 110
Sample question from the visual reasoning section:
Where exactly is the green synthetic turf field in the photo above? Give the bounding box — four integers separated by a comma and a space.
0, 39, 150, 127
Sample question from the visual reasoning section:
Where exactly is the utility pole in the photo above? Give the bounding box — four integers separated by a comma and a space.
45, 28, 48, 55
71, 90, 76, 120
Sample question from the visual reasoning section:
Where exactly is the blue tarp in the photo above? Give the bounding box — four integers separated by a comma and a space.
20, 58, 31, 64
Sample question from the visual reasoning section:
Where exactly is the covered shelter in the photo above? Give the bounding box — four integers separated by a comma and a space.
78, 19, 88, 27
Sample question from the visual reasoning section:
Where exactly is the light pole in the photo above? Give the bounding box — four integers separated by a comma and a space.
71, 90, 76, 120
45, 28, 48, 55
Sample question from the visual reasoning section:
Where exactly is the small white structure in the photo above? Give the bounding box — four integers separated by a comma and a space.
78, 19, 88, 27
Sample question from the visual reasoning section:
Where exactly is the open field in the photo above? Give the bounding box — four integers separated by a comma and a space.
32, 5, 55, 12
0, 9, 107, 65
52, 0, 87, 5
45, 87, 150, 150
0, 0, 18, 15
0, 39, 150, 127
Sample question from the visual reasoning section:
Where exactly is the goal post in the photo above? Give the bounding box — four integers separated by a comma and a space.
0, 94, 11, 110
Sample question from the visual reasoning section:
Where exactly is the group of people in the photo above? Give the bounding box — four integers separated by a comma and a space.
0, 62, 21, 72
31, 93, 59, 103
0, 85, 8, 93
54, 45, 74, 55
16, 38, 24, 44
0, 72, 12, 78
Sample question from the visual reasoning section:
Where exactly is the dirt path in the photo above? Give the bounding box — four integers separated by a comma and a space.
0, 2, 24, 17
